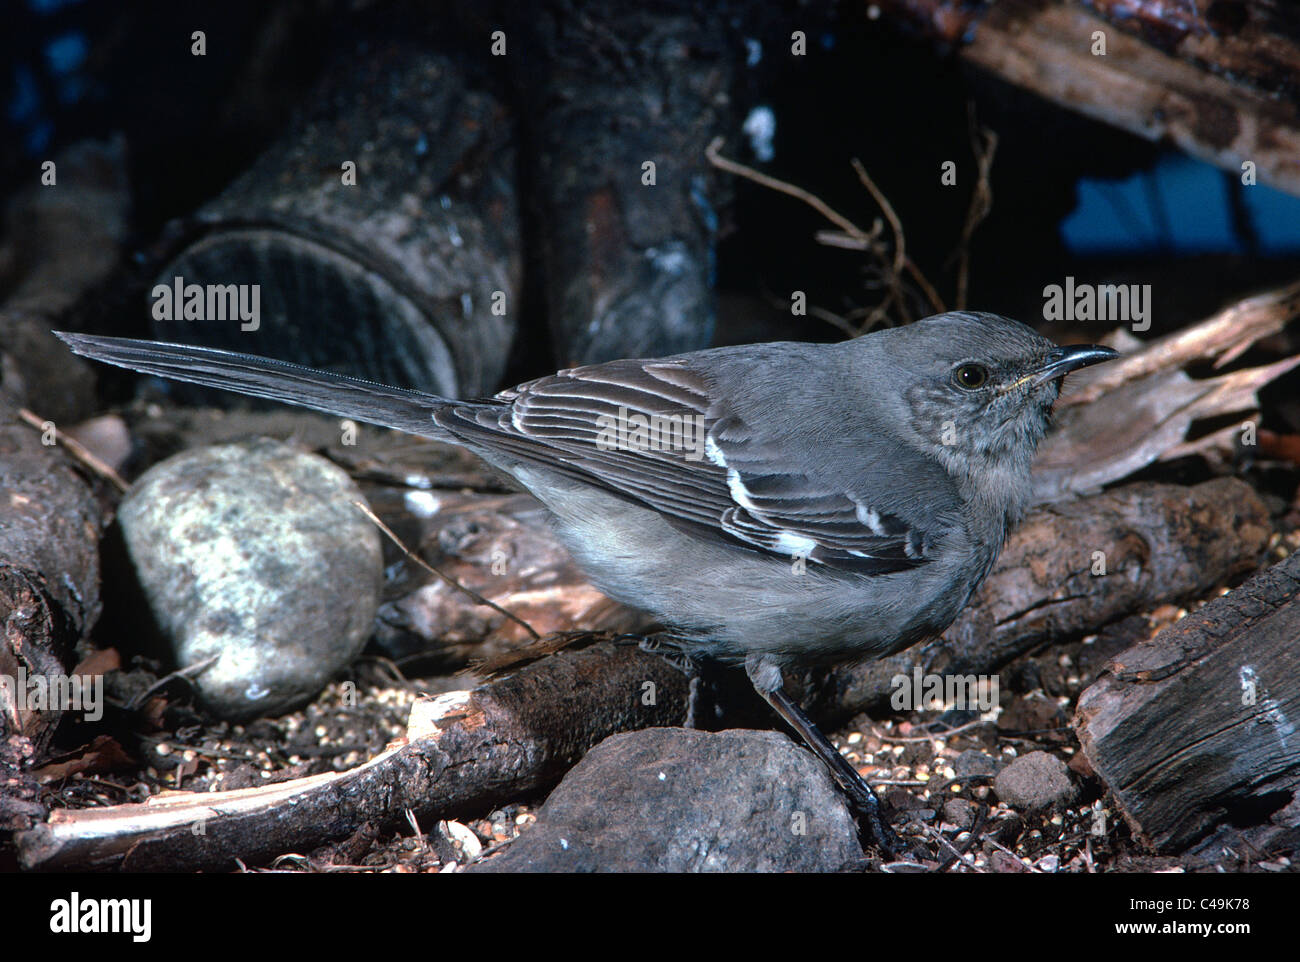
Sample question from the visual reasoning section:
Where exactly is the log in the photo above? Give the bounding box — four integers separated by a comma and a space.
0, 402, 105, 762
875, 0, 1300, 197
15, 641, 687, 871
1074, 550, 1300, 853
499, 0, 743, 365
373, 476, 1267, 694
1083, 0, 1300, 102
147, 40, 520, 401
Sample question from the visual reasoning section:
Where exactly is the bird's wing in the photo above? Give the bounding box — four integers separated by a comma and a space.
438, 356, 938, 574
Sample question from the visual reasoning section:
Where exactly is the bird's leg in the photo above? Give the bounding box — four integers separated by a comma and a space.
745, 655, 904, 857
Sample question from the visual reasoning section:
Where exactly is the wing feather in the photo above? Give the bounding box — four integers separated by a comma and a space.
438, 357, 935, 574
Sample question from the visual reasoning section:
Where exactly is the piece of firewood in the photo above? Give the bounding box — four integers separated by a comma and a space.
0, 404, 105, 761
373, 477, 1267, 679
874, 0, 1300, 197
1074, 550, 1300, 853
496, 1, 742, 366
15, 642, 687, 872
147, 40, 520, 401
1083, 0, 1300, 106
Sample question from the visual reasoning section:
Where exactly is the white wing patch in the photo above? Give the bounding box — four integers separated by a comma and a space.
725, 468, 761, 513
854, 501, 886, 535
773, 530, 818, 555
705, 436, 727, 468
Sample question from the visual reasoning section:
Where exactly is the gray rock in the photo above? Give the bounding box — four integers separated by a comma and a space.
953, 748, 999, 779
118, 438, 382, 719
471, 728, 864, 872
942, 797, 975, 830
993, 751, 1078, 811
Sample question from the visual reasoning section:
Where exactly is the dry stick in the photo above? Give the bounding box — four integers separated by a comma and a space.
708, 138, 942, 332
903, 261, 947, 318
851, 158, 947, 323
870, 718, 985, 743
984, 832, 1043, 872
757, 278, 862, 338
706, 138, 903, 336
880, 859, 933, 873
915, 808, 987, 873
705, 137, 881, 244
951, 103, 998, 311
850, 157, 907, 330
124, 655, 220, 711
351, 499, 541, 641
17, 407, 128, 492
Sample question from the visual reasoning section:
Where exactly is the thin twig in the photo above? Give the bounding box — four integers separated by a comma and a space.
851, 158, 947, 325
351, 499, 541, 641
951, 102, 998, 311
125, 655, 220, 711
706, 137, 880, 244
870, 718, 985, 743
984, 833, 1043, 872
18, 407, 128, 492
935, 804, 988, 873
851, 160, 906, 306
709, 138, 944, 332
904, 260, 946, 316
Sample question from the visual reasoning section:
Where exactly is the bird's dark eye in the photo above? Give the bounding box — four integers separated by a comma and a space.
954, 363, 988, 389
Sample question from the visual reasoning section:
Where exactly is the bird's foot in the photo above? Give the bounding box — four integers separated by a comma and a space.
745, 654, 910, 859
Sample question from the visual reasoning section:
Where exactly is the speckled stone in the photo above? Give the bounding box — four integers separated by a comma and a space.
993, 751, 1078, 811
118, 438, 382, 720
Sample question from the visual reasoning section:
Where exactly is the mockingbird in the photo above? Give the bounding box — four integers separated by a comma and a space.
58, 312, 1117, 854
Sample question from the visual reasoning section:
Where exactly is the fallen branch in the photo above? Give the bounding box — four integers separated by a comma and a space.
15, 642, 689, 872
1074, 550, 1300, 853
0, 405, 105, 760
874, 0, 1300, 196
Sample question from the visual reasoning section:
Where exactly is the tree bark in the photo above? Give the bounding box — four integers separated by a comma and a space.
1074, 549, 1300, 853
875, 0, 1300, 197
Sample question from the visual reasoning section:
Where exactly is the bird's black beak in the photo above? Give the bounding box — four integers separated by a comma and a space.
1040, 343, 1120, 379
1023, 343, 1119, 391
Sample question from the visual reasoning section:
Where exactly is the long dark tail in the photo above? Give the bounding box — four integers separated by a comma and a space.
55, 332, 461, 439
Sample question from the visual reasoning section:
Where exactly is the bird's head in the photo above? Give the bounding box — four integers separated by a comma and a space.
864, 311, 1118, 511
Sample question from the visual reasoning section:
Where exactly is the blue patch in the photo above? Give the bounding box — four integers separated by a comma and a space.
1062, 152, 1300, 254
45, 32, 89, 74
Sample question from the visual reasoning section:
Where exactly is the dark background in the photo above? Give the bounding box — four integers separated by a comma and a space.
4, 0, 1300, 377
